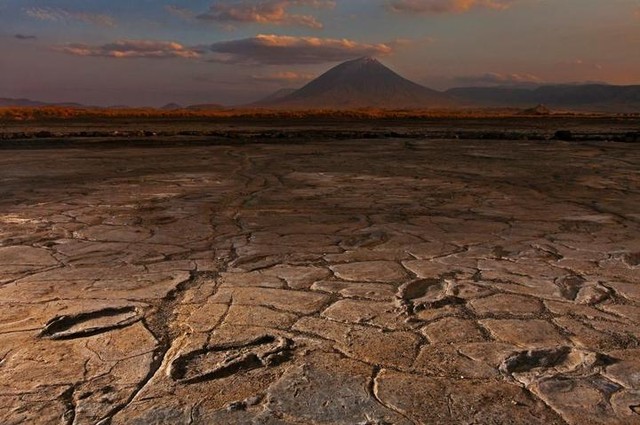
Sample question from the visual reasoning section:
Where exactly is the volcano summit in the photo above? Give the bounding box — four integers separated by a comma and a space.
256, 57, 458, 109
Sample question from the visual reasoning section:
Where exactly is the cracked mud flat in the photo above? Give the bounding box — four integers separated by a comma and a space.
0, 136, 639, 424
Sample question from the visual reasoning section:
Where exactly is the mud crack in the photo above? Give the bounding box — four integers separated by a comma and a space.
96, 271, 213, 424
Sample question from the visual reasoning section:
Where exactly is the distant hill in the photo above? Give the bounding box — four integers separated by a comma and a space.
0, 97, 89, 108
0, 98, 228, 111
256, 88, 298, 104
185, 103, 225, 111
161, 103, 183, 110
447, 84, 640, 112
0, 98, 49, 107
4, 77, 640, 113
256, 57, 458, 109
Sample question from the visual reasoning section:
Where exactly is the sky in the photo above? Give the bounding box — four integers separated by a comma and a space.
1, 0, 639, 106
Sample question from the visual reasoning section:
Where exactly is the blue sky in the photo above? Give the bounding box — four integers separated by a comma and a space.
1, 0, 639, 106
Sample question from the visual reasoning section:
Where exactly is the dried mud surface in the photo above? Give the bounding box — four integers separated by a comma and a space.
0, 135, 639, 424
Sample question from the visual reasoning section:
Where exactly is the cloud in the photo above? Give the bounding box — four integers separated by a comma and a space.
54, 34, 392, 65
197, 0, 335, 29
208, 34, 393, 64
58, 40, 201, 59
391, 35, 435, 47
387, 0, 515, 14
558, 59, 603, 70
252, 71, 315, 83
14, 34, 37, 40
453, 72, 543, 86
165, 5, 196, 21
25, 7, 116, 27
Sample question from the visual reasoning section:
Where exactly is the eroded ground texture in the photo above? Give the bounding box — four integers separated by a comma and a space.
1, 138, 639, 424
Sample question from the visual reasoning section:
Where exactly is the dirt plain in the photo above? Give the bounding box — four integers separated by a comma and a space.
0, 116, 639, 424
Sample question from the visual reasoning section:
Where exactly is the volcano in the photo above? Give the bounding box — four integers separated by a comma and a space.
256, 57, 457, 109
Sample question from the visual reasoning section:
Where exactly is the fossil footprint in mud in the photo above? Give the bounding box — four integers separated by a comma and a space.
396, 278, 464, 314
500, 346, 616, 383
39, 306, 143, 340
340, 230, 388, 249
555, 275, 611, 305
169, 335, 294, 385
500, 346, 623, 419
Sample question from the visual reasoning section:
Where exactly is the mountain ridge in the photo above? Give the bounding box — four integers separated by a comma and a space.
447, 84, 640, 112
3, 60, 640, 112
0, 98, 87, 108
255, 57, 458, 109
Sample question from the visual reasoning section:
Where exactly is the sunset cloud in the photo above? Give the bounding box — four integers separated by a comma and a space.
252, 71, 316, 83
197, 0, 335, 29
25, 7, 116, 27
59, 40, 200, 59
3, 0, 637, 106
208, 34, 392, 64
558, 59, 603, 71
165, 5, 197, 21
55, 34, 391, 64
453, 72, 543, 86
387, 0, 515, 14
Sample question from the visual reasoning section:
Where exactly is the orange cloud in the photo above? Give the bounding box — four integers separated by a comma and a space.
198, 0, 335, 29
252, 71, 316, 83
387, 0, 515, 14
453, 72, 543, 86
59, 40, 200, 59
558, 59, 603, 71
55, 34, 393, 65
165, 5, 196, 21
209, 34, 393, 64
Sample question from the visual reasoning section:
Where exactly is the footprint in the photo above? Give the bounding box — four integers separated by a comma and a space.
560, 220, 603, 233
622, 252, 640, 267
502, 348, 621, 422
500, 346, 572, 374
340, 231, 387, 249
39, 306, 142, 340
500, 346, 615, 376
169, 335, 294, 384
556, 275, 586, 301
397, 278, 464, 313
230, 255, 281, 272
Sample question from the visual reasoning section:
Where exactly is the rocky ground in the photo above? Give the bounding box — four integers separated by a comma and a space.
0, 136, 639, 424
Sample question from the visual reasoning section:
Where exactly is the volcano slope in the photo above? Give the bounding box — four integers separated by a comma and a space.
255, 57, 457, 109
0, 135, 639, 424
